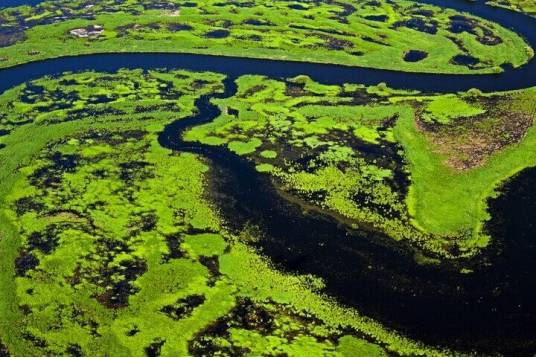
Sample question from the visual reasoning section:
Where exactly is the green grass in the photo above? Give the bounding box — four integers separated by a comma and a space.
396, 87, 536, 253
420, 95, 485, 124
0, 0, 532, 73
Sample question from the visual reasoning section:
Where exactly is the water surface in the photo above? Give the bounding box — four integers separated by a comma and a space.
0, 0, 43, 8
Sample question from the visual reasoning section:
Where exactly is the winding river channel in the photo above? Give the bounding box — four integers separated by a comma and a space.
1, 0, 536, 355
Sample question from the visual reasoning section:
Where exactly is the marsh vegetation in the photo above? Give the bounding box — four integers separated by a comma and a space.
0, 0, 532, 73
0, 65, 534, 355
184, 74, 536, 259
0, 69, 458, 357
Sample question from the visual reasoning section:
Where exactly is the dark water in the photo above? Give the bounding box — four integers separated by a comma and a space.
365, 14, 389, 22
0, 0, 43, 8
451, 54, 480, 67
1, 0, 536, 355
404, 50, 428, 62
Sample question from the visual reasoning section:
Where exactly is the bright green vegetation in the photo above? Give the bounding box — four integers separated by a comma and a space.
0, 69, 457, 356
185, 75, 428, 251
486, 0, 536, 17
401, 87, 536, 250
419, 94, 485, 125
0, 0, 532, 74
185, 74, 536, 259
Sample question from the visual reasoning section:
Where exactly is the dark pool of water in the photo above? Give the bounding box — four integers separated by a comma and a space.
394, 17, 438, 34
0, 0, 43, 8
364, 14, 389, 22
204, 29, 230, 39
404, 50, 428, 62
288, 3, 307, 10
449, 15, 477, 33
451, 54, 481, 67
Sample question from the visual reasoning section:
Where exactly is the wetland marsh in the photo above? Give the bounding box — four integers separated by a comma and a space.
0, 0, 535, 356
0, 0, 532, 73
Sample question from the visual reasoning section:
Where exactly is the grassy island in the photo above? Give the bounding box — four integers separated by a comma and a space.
486, 0, 536, 17
0, 0, 532, 73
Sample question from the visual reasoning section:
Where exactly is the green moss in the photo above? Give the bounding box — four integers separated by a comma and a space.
353, 126, 383, 144
256, 163, 275, 173
337, 335, 388, 357
228, 138, 262, 155
183, 233, 228, 257
260, 150, 278, 159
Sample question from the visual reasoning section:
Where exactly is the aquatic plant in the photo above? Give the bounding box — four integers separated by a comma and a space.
185, 74, 536, 259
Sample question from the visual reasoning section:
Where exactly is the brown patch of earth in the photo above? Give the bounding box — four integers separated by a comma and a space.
417, 98, 534, 170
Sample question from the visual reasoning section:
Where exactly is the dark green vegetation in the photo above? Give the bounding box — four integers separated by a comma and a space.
0, 69, 456, 356
185, 75, 536, 259
0, 0, 532, 73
